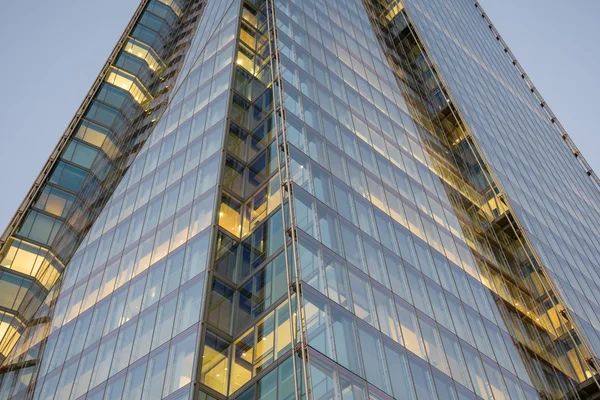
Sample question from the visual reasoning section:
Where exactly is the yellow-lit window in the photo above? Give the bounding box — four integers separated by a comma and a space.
275, 302, 292, 357
240, 23, 258, 50
383, 1, 404, 23
75, 121, 105, 147
242, 6, 258, 28
236, 51, 254, 75
267, 175, 281, 214
201, 332, 230, 395
0, 315, 19, 358
219, 195, 242, 237
105, 67, 152, 106
45, 193, 68, 216
242, 176, 282, 237
255, 313, 275, 373
229, 329, 254, 394
36, 186, 74, 218
38, 261, 61, 290
75, 121, 122, 160
0, 238, 62, 286
201, 299, 294, 397
123, 37, 164, 72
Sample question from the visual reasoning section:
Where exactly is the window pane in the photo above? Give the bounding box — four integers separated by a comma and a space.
331, 305, 363, 377
131, 307, 158, 362
348, 269, 378, 328
395, 300, 426, 359
201, 332, 229, 395
174, 278, 204, 335
384, 342, 416, 400
409, 356, 438, 400
357, 324, 391, 394
304, 289, 335, 359
163, 329, 197, 396
110, 321, 137, 376
373, 287, 401, 343
122, 359, 148, 400
152, 295, 177, 349
323, 250, 352, 310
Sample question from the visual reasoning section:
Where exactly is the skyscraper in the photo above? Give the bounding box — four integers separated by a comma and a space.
1, 0, 599, 398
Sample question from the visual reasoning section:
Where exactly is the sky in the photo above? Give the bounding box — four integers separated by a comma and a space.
0, 0, 598, 230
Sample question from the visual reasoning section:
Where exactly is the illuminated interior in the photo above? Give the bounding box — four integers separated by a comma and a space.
105, 66, 153, 106
123, 37, 165, 72
201, 301, 292, 396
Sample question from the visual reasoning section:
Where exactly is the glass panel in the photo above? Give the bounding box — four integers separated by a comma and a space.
348, 269, 378, 328
383, 341, 416, 400
122, 359, 148, 400
201, 332, 229, 395
409, 356, 438, 400
357, 324, 391, 394
331, 305, 363, 377
163, 329, 197, 397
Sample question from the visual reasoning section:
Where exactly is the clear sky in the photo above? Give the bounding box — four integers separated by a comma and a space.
0, 0, 598, 230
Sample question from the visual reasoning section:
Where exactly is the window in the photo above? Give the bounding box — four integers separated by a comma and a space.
122, 359, 148, 400
395, 300, 426, 359
152, 295, 177, 350
363, 237, 389, 288
174, 278, 204, 335
331, 305, 363, 377
348, 269, 378, 328
409, 356, 438, 400
208, 279, 234, 334
324, 250, 352, 310
110, 321, 137, 376
201, 332, 229, 395
357, 324, 391, 394
131, 307, 157, 362
419, 316, 449, 375
384, 342, 416, 400
373, 287, 401, 343
304, 289, 335, 360
89, 334, 118, 389
164, 329, 198, 396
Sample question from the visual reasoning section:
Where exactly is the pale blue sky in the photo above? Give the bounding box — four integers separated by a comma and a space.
0, 0, 598, 229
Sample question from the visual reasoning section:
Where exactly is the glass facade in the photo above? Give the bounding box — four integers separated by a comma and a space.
1, 0, 599, 399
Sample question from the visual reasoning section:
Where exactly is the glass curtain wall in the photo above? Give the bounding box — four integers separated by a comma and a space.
0, 0, 198, 398
3, 0, 600, 399
0, 1, 241, 399
269, 0, 599, 399
196, 1, 303, 399
401, 0, 600, 372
